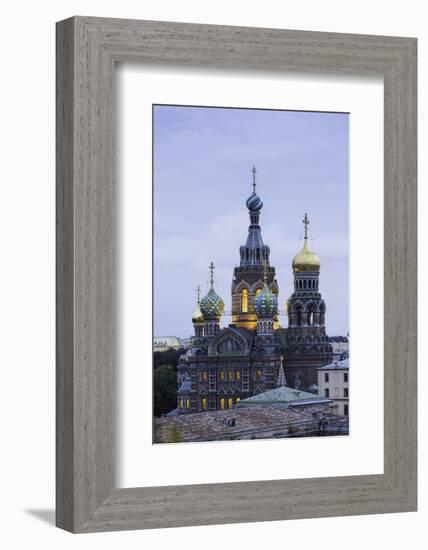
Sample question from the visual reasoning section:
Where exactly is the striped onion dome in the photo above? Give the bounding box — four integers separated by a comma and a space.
254, 284, 278, 317
246, 191, 263, 212
200, 287, 224, 318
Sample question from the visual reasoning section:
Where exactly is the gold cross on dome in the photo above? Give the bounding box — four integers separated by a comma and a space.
303, 213, 310, 240
196, 284, 201, 304
209, 262, 215, 287
252, 165, 257, 193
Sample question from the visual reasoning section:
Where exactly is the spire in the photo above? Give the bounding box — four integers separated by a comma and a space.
209, 261, 215, 288
196, 284, 201, 304
277, 355, 287, 387
303, 212, 310, 240
241, 168, 269, 266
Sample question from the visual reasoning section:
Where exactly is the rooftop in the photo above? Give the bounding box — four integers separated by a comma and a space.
318, 358, 349, 370
240, 385, 328, 405
155, 405, 322, 443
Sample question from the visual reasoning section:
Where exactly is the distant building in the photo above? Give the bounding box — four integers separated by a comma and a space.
317, 358, 349, 416
329, 335, 349, 357
178, 336, 193, 350
153, 336, 181, 352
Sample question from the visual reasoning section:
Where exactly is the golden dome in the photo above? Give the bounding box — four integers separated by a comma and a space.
192, 284, 204, 324
192, 303, 204, 324
292, 239, 321, 273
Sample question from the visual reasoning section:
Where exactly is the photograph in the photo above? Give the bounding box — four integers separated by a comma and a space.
152, 104, 349, 444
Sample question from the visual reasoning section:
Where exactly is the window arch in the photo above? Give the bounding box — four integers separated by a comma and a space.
295, 303, 303, 326
241, 288, 248, 313
307, 304, 315, 326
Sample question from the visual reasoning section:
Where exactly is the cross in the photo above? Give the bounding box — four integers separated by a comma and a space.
196, 284, 201, 304
252, 165, 257, 193
303, 212, 310, 240
209, 261, 215, 287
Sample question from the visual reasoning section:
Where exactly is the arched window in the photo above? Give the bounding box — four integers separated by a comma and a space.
308, 305, 315, 326
295, 304, 303, 326
241, 288, 248, 313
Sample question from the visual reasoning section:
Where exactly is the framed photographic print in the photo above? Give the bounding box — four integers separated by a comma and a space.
56, 16, 417, 532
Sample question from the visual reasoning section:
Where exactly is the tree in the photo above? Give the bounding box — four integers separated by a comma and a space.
153, 348, 184, 370
153, 364, 177, 417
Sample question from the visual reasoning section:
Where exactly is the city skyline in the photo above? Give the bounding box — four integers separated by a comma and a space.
153, 104, 349, 337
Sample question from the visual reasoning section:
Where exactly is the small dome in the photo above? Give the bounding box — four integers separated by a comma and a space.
246, 191, 263, 212
200, 287, 224, 318
192, 303, 204, 324
292, 240, 321, 273
254, 285, 278, 317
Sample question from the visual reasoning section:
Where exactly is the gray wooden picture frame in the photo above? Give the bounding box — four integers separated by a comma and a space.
56, 16, 417, 533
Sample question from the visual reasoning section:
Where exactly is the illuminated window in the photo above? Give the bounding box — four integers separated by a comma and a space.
201, 398, 207, 410
228, 370, 233, 381
228, 397, 233, 409
257, 369, 262, 380
179, 398, 183, 409
220, 398, 225, 410
256, 288, 262, 296
202, 371, 207, 381
241, 288, 248, 313
236, 370, 241, 381
185, 398, 190, 409
220, 370, 225, 381
236, 397, 240, 403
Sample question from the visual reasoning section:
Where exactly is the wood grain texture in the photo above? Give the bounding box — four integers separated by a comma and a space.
56, 16, 417, 533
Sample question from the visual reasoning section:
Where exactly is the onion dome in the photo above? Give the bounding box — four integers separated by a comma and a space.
200, 262, 224, 318
292, 213, 321, 272
292, 239, 321, 273
200, 288, 224, 318
192, 285, 204, 324
254, 284, 278, 317
192, 303, 204, 324
246, 191, 263, 212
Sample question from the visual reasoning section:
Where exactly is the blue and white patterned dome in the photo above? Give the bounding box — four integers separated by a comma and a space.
200, 287, 224, 318
246, 191, 263, 212
254, 285, 278, 317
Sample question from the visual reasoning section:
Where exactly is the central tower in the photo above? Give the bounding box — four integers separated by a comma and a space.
231, 167, 279, 330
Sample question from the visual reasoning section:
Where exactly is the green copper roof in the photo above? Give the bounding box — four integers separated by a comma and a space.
241, 386, 323, 405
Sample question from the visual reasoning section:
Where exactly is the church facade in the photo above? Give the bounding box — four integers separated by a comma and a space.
176, 168, 333, 414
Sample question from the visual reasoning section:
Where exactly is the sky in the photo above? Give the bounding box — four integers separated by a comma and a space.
153, 105, 349, 337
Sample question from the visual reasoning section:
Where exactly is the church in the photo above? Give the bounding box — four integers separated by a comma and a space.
176, 168, 333, 414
